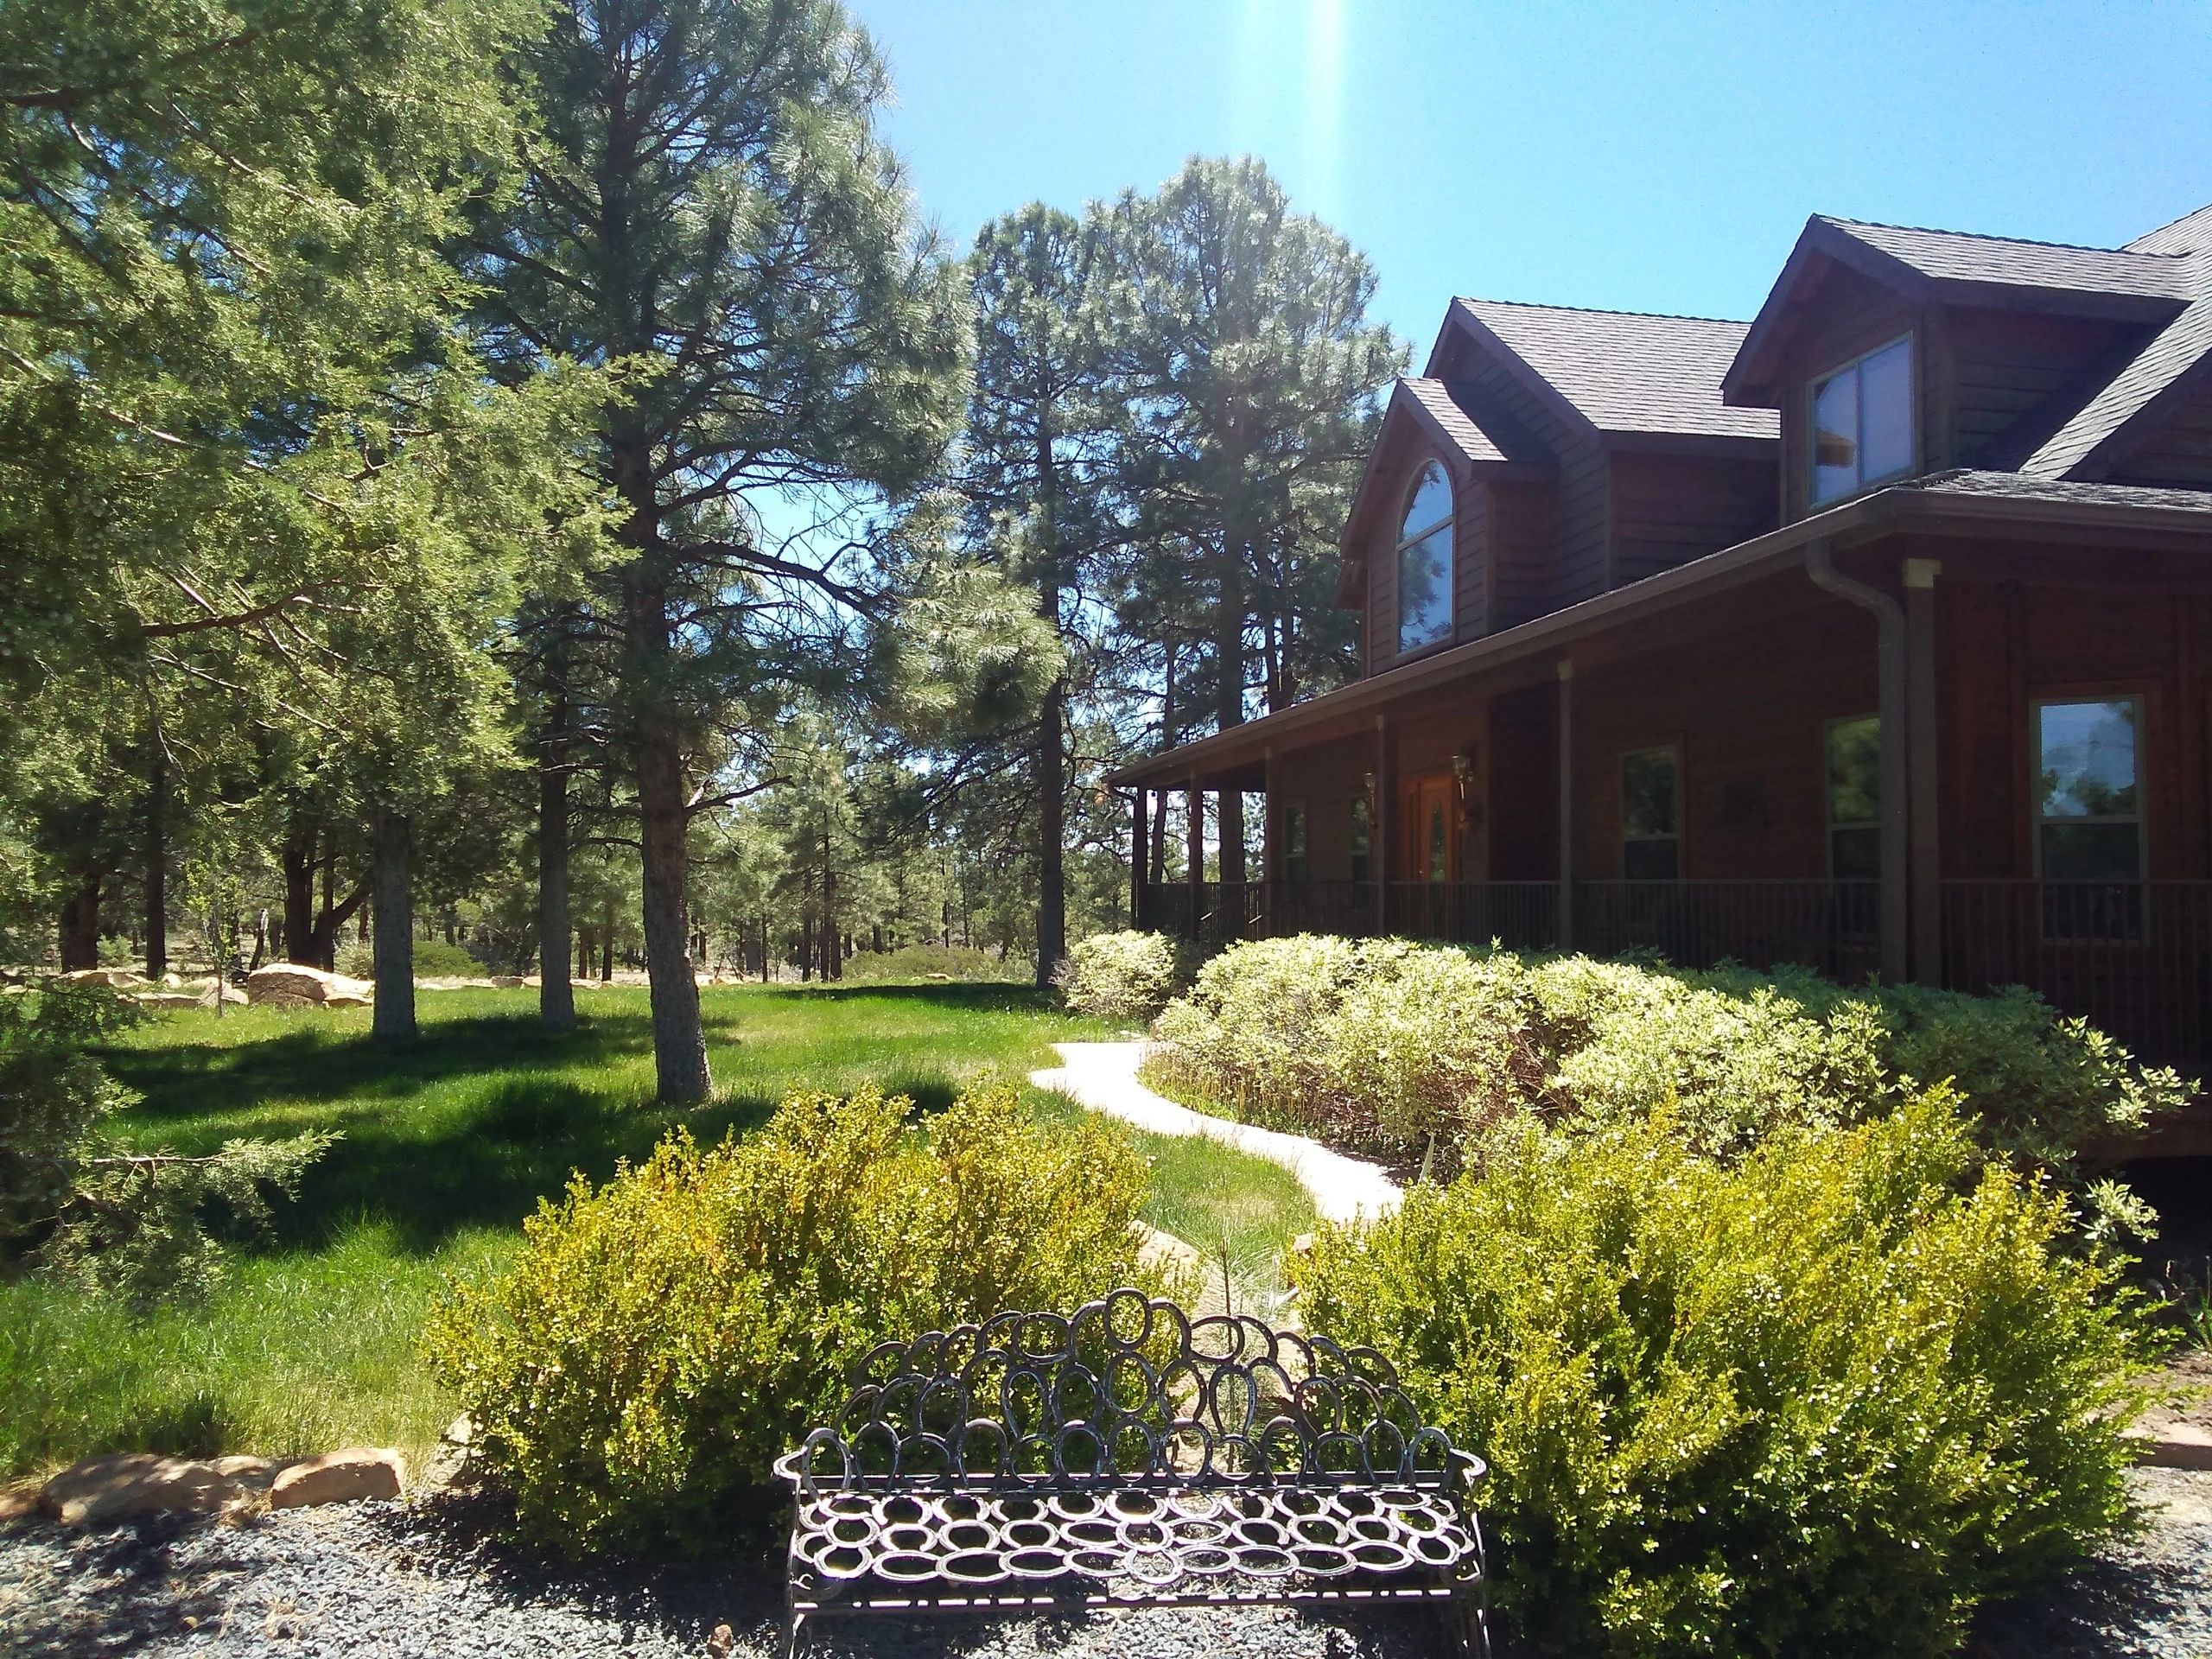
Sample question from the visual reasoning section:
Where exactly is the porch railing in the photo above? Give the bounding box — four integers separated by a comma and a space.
1132, 876, 2212, 1070
1941, 881, 2212, 1074
1574, 880, 1880, 980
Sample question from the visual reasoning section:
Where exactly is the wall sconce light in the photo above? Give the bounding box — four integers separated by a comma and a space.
1362, 770, 1377, 803
1452, 749, 1480, 830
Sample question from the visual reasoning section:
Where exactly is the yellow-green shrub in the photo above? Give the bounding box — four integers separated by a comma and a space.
1296, 1093, 2152, 1657
1055, 930, 1194, 1020
423, 1084, 1156, 1555
1147, 938, 2188, 1200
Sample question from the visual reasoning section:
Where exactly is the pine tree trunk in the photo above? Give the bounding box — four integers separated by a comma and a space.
1036, 674, 1067, 986
144, 753, 167, 978
537, 691, 575, 1032
371, 806, 416, 1046
636, 720, 709, 1100
282, 827, 317, 963
58, 872, 100, 970
601, 896, 615, 982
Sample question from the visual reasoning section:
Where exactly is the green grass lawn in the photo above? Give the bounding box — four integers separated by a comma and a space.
0, 982, 1313, 1478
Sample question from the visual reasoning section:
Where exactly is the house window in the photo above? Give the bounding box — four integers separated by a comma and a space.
1427, 800, 1448, 885
1280, 804, 1308, 883
1810, 337, 1913, 505
1395, 460, 1454, 654
1349, 795, 1371, 884
1826, 715, 1881, 879
1621, 747, 1680, 880
2036, 697, 2144, 939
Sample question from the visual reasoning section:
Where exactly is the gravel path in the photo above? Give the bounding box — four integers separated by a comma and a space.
0, 1497, 1434, 1659
7, 1469, 2210, 1657
1031, 1042, 1402, 1224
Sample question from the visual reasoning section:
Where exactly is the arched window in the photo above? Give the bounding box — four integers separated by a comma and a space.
1395, 459, 1454, 653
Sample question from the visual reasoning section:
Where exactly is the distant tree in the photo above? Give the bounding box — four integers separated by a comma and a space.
958, 206, 1119, 985
1099, 157, 1402, 879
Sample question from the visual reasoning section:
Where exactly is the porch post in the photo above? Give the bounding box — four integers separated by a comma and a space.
1905, 558, 1942, 982
1806, 543, 1908, 982
1372, 715, 1390, 934
1185, 780, 1205, 942
1556, 658, 1574, 950
1129, 786, 1148, 931
1262, 747, 1275, 938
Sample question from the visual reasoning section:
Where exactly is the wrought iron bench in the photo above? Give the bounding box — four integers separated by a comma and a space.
772, 1288, 1490, 1656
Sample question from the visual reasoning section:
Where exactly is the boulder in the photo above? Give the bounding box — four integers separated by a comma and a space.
41, 1453, 250, 1525
489, 976, 524, 990
324, 992, 372, 1009
245, 963, 373, 1008
134, 993, 204, 1012
269, 1446, 404, 1509
416, 1415, 481, 1496
0, 1481, 39, 1522
60, 968, 146, 988
199, 982, 247, 1008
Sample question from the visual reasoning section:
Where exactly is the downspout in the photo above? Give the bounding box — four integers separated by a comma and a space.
1805, 540, 1908, 982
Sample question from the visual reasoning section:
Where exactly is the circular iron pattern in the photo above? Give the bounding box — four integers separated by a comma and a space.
774, 1290, 1486, 1600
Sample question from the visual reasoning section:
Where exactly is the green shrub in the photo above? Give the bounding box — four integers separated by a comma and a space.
1055, 929, 1194, 1021
1147, 938, 2188, 1198
422, 1083, 1158, 1555
1297, 1093, 2152, 1658
336, 937, 482, 979
836, 943, 1025, 984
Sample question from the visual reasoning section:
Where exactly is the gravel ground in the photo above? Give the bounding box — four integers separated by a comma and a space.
0, 1495, 1434, 1659
5, 1470, 2210, 1658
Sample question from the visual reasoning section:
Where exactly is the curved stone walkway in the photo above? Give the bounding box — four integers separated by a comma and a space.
1030, 1042, 1401, 1224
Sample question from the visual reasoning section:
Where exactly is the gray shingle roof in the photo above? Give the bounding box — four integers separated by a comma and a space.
1891, 467, 2212, 514
2129, 203, 2212, 256
1395, 376, 1509, 463
1451, 299, 1779, 441
1819, 217, 2194, 299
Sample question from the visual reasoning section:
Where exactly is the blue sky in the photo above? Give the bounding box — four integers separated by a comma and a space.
853, 0, 2212, 353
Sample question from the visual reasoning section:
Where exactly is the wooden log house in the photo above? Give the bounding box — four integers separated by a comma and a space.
1113, 202, 2212, 1082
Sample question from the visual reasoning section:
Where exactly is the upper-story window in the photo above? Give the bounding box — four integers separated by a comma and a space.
1810, 337, 1914, 505
1395, 460, 1454, 654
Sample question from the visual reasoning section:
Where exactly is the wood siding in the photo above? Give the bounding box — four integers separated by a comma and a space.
1453, 482, 1491, 641
2108, 368, 2212, 489
1489, 479, 1554, 631
1946, 308, 2147, 470
1610, 452, 1779, 586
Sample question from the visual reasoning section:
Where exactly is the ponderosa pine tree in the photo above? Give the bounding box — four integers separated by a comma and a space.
1101, 158, 1402, 880
959, 207, 1119, 985
470, 0, 980, 1101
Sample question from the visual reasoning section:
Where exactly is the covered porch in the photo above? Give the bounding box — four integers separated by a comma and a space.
1116, 498, 2212, 1077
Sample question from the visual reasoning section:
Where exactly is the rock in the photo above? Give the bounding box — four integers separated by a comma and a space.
199, 982, 247, 1007
1290, 1232, 1317, 1256
0, 1481, 39, 1522
489, 976, 524, 989
417, 1417, 481, 1496
2139, 1421, 2212, 1471
134, 993, 204, 1011
40, 1453, 249, 1525
324, 991, 372, 1009
162, 972, 182, 988
270, 1446, 404, 1509
210, 1455, 282, 1490
60, 968, 146, 988
1134, 1222, 1204, 1275
245, 963, 374, 1007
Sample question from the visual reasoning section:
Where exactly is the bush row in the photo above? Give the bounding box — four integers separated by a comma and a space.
1297, 1092, 2152, 1657
1144, 934, 2187, 1219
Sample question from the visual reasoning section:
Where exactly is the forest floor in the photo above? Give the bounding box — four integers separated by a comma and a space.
0, 982, 1314, 1480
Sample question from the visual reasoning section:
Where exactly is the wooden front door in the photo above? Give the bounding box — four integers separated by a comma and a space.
1402, 773, 1457, 884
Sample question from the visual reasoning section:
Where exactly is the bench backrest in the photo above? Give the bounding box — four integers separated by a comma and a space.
786, 1287, 1466, 1493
